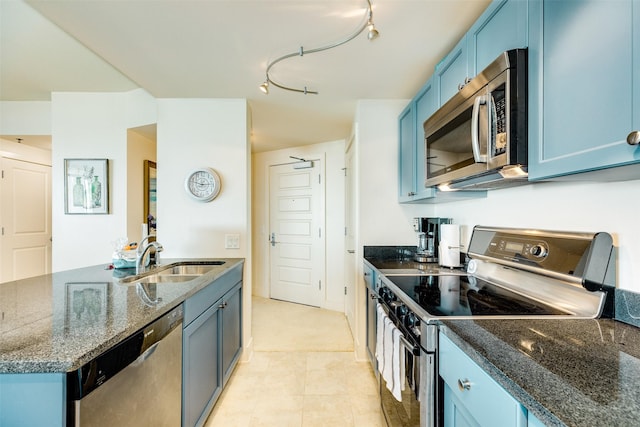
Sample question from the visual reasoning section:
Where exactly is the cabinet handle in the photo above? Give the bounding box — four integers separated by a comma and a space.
627, 131, 640, 146
457, 378, 472, 391
370, 294, 378, 300
408, 192, 416, 196
219, 301, 228, 309
458, 83, 465, 91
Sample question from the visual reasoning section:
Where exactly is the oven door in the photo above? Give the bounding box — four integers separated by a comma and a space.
380, 334, 422, 427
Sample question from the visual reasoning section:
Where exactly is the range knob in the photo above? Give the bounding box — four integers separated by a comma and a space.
396, 304, 408, 319
530, 244, 548, 258
378, 287, 395, 304
405, 312, 419, 329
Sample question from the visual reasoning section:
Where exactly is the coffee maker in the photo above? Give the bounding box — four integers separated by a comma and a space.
413, 217, 452, 263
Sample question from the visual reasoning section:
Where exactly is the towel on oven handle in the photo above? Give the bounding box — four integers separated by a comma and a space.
375, 303, 405, 402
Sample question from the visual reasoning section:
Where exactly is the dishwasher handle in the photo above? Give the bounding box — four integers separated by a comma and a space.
131, 342, 160, 367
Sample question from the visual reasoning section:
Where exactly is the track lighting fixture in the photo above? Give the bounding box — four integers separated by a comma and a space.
260, 0, 379, 95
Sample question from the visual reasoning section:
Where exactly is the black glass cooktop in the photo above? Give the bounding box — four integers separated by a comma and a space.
385, 274, 569, 317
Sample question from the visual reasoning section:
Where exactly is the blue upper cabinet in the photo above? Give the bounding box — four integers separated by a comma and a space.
467, 0, 528, 76
435, 37, 469, 107
528, 0, 640, 180
414, 79, 438, 199
398, 102, 418, 202
435, 0, 528, 108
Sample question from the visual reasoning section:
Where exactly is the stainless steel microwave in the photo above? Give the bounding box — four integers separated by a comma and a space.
424, 49, 528, 190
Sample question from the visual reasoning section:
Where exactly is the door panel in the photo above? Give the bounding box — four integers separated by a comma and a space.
269, 161, 323, 307
1, 157, 52, 282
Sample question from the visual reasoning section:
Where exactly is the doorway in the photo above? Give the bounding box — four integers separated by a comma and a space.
268, 160, 325, 307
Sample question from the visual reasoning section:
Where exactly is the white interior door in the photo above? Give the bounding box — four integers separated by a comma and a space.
269, 161, 324, 307
344, 138, 356, 331
1, 157, 52, 283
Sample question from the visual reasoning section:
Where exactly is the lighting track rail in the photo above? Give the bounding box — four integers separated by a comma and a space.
259, 0, 379, 95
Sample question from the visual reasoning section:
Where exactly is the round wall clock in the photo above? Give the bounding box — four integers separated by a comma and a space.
184, 167, 221, 202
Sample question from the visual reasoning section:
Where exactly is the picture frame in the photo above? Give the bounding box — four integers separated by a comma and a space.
144, 160, 157, 233
65, 282, 109, 331
64, 159, 109, 214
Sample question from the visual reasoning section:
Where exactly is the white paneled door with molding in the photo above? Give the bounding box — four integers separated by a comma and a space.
269, 160, 324, 307
0, 157, 52, 282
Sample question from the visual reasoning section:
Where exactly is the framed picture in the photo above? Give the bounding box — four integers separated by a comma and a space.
65, 282, 109, 331
64, 159, 109, 214
144, 160, 157, 233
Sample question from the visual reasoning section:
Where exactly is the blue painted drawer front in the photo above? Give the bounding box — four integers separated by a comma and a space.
467, 0, 528, 76
528, 0, 640, 180
439, 333, 526, 427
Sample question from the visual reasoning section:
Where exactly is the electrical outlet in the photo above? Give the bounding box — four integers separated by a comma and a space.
225, 234, 240, 249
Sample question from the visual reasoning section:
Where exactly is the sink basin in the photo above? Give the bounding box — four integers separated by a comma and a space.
116, 260, 225, 285
157, 265, 219, 275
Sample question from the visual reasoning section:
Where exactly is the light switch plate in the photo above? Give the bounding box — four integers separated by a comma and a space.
225, 234, 240, 249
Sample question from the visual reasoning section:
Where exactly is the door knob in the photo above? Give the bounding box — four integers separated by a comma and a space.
627, 131, 640, 146
269, 232, 280, 247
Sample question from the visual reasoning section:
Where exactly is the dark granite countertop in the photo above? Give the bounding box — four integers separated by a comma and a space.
440, 319, 640, 427
0, 258, 244, 374
364, 245, 640, 427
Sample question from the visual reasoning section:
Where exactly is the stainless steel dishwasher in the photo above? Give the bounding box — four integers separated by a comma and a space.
67, 304, 183, 427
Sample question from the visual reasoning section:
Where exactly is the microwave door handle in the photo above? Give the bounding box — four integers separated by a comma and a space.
471, 95, 488, 163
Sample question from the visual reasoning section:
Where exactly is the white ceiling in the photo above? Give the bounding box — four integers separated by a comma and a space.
0, 0, 491, 152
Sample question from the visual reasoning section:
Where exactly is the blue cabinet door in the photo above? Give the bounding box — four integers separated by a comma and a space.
221, 283, 242, 387
398, 103, 416, 202
435, 37, 469, 106
439, 333, 527, 427
443, 383, 481, 427
467, 0, 528, 76
414, 79, 438, 199
183, 301, 222, 427
528, 0, 640, 180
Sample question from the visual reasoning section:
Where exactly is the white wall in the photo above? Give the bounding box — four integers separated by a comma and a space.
350, 100, 437, 360
252, 140, 345, 311
52, 92, 129, 270
157, 98, 253, 358
431, 180, 640, 292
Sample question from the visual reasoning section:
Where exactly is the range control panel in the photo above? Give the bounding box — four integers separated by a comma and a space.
468, 226, 598, 276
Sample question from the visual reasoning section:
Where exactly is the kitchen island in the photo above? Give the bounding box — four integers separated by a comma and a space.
0, 258, 244, 426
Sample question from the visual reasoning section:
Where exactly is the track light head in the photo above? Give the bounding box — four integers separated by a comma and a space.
259, 81, 269, 94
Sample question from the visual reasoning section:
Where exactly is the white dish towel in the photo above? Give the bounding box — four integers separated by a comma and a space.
374, 303, 405, 402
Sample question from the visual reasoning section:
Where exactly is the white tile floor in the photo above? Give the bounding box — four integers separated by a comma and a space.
204, 297, 384, 427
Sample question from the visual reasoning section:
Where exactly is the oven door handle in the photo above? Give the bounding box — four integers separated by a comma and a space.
471, 94, 488, 163
399, 334, 421, 356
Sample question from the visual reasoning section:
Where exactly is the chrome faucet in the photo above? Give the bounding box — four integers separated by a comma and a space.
136, 236, 164, 273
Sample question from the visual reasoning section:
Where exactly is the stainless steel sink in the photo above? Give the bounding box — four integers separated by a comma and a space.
117, 260, 225, 285
156, 265, 219, 275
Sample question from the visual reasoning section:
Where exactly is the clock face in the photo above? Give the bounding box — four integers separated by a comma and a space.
185, 168, 221, 202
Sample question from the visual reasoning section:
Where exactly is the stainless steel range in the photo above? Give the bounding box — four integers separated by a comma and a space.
375, 226, 616, 427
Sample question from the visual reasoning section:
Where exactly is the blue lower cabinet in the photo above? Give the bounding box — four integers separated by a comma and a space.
439, 333, 527, 427
0, 373, 66, 427
183, 266, 243, 427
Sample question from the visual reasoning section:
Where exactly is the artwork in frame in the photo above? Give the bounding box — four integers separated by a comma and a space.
64, 159, 109, 214
65, 282, 109, 331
